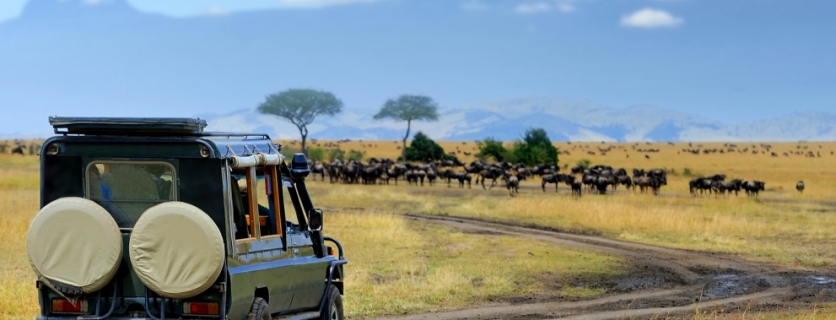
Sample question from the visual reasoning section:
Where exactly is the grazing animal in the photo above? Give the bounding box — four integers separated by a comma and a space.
571, 181, 582, 198
311, 162, 326, 181
796, 181, 805, 194
742, 180, 765, 197
540, 174, 567, 192
504, 174, 519, 197
478, 167, 503, 190
425, 169, 437, 186
11, 145, 24, 155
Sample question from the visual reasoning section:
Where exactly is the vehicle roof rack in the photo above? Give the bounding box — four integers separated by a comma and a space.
49, 117, 208, 136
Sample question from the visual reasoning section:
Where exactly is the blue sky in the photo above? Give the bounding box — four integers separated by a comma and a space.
1, 0, 834, 137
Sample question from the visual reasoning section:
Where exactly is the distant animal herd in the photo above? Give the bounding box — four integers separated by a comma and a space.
0, 140, 41, 156
2, 139, 822, 198
309, 157, 804, 198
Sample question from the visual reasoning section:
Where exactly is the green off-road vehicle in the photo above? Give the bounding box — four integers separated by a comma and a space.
27, 117, 346, 320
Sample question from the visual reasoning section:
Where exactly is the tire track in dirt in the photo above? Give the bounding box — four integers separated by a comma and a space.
369, 214, 822, 320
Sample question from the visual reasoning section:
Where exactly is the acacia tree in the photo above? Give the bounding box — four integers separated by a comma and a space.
257, 89, 343, 155
373, 95, 439, 162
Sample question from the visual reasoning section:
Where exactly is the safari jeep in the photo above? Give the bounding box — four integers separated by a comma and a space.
28, 117, 346, 320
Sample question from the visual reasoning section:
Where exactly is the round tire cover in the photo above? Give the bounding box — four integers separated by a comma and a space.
129, 202, 224, 299
27, 197, 122, 293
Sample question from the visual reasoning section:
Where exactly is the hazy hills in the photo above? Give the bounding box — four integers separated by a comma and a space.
203, 98, 836, 142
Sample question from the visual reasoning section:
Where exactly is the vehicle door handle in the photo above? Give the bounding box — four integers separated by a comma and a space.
293, 248, 299, 256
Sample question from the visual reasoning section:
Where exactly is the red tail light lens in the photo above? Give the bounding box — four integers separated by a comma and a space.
184, 302, 219, 315
52, 299, 87, 314
327, 246, 335, 256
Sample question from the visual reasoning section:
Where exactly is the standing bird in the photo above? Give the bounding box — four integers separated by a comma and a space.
796, 181, 805, 194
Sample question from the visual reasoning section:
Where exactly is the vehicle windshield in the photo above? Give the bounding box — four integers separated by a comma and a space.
86, 162, 175, 227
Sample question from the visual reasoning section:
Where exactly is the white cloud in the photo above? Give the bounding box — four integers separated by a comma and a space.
620, 8, 683, 28
461, 0, 489, 11
275, 0, 383, 8
205, 5, 230, 16
82, 0, 114, 5
514, 2, 552, 14
513, 0, 576, 14
556, 3, 575, 12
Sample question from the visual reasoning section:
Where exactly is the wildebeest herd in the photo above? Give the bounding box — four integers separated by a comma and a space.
687, 174, 767, 197
308, 158, 679, 197
0, 140, 40, 156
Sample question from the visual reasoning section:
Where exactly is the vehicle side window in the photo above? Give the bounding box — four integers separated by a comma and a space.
282, 185, 300, 232
233, 166, 285, 242
86, 162, 175, 227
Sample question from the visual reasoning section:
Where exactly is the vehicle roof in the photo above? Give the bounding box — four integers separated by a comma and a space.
48, 116, 281, 159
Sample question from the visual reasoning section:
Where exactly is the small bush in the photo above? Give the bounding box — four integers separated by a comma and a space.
347, 150, 364, 161
683, 168, 693, 176
476, 137, 508, 162
577, 159, 592, 169
307, 147, 326, 162
328, 149, 345, 162
280, 146, 297, 159
405, 132, 449, 162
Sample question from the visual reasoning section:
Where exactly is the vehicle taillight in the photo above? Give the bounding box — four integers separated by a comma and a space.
184, 302, 219, 315
327, 246, 334, 256
52, 299, 87, 314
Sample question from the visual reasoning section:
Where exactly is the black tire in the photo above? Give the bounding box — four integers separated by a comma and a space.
321, 286, 344, 320
250, 297, 271, 320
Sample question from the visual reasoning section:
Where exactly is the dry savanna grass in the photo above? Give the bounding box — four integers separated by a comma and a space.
0, 154, 41, 318
325, 212, 624, 318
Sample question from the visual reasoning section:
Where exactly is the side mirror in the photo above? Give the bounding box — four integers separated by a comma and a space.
290, 153, 311, 178
308, 208, 323, 231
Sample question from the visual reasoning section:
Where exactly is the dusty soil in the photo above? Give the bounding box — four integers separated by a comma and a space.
369, 213, 836, 320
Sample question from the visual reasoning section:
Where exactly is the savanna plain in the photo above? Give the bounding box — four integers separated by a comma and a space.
3, 140, 836, 319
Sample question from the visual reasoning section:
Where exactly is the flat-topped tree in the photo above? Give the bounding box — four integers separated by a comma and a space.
257, 89, 343, 155
374, 95, 439, 162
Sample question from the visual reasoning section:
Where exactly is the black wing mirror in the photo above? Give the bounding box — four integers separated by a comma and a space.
308, 208, 323, 231
290, 153, 311, 179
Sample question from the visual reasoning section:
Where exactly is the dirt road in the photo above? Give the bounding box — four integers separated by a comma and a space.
371, 214, 836, 320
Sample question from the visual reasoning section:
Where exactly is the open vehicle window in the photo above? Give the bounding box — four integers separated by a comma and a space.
233, 166, 286, 243
86, 162, 175, 227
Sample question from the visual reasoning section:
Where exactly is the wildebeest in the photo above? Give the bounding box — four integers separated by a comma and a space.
796, 181, 805, 193
742, 180, 765, 197
442, 170, 472, 188
541, 173, 571, 192
571, 181, 582, 198
712, 179, 743, 197
478, 167, 503, 190
425, 169, 437, 186
635, 176, 663, 195
406, 169, 426, 186
11, 145, 24, 155
504, 174, 519, 197
614, 175, 632, 191
327, 160, 343, 183
310, 161, 326, 181
593, 175, 615, 195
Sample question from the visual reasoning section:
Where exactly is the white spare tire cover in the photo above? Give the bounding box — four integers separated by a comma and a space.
27, 197, 122, 293
129, 202, 224, 299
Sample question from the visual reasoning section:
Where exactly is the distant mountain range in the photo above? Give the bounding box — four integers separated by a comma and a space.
203, 98, 836, 142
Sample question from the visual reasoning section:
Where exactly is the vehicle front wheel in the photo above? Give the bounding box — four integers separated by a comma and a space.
249, 297, 271, 320
321, 286, 343, 320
